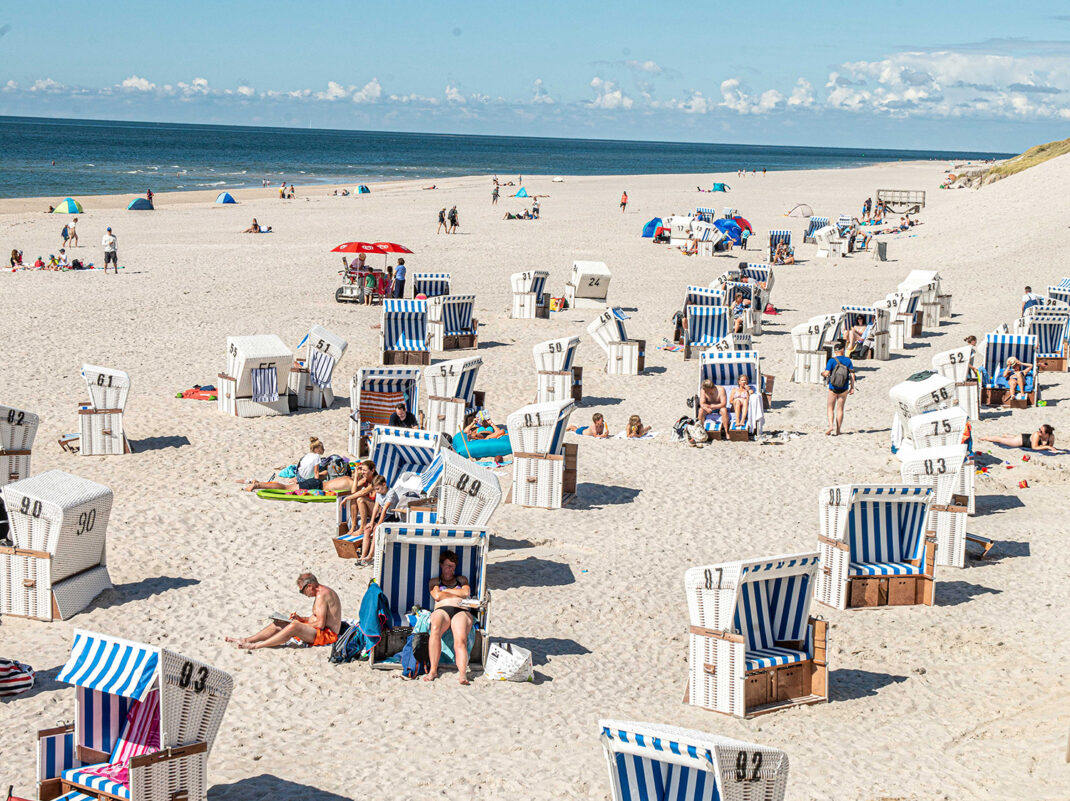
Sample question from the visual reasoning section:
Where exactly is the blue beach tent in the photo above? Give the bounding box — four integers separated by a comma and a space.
713, 218, 743, 245
513, 187, 529, 198
357, 185, 370, 194
215, 191, 237, 204
641, 217, 662, 238
53, 197, 84, 213
711, 183, 730, 192
127, 197, 153, 210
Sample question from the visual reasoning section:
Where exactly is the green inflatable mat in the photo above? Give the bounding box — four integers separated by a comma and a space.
256, 489, 338, 503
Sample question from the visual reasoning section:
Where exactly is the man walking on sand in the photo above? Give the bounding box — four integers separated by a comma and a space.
821, 341, 856, 436
102, 227, 118, 274
225, 572, 342, 650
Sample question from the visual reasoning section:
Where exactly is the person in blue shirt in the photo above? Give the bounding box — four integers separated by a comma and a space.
821, 341, 856, 436
393, 257, 407, 298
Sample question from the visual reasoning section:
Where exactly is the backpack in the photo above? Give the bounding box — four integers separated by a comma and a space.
321, 454, 350, 479
61, 225, 69, 239
400, 632, 430, 679
829, 357, 850, 388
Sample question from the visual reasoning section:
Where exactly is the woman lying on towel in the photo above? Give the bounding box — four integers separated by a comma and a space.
242, 437, 352, 493
242, 218, 272, 233
981, 425, 1060, 452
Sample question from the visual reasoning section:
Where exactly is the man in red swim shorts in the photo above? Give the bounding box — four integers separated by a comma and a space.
226, 572, 342, 650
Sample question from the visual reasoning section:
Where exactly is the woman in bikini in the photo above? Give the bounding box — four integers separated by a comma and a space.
729, 374, 751, 427
981, 425, 1058, 451
1003, 356, 1032, 401
341, 460, 378, 538
425, 549, 475, 684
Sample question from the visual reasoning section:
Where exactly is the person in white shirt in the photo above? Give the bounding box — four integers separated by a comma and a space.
56, 249, 69, 268
1021, 286, 1043, 317
102, 227, 118, 274
68, 217, 79, 247
241, 437, 348, 493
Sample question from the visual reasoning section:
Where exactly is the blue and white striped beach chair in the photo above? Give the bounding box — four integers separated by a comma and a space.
814, 484, 935, 610
424, 356, 484, 435
685, 553, 827, 718
599, 720, 790, 801
1047, 279, 1070, 307
412, 272, 452, 298
802, 216, 829, 243
289, 324, 348, 409
37, 630, 232, 801
380, 299, 430, 366
510, 270, 549, 319
695, 207, 716, 222
347, 367, 421, 456
684, 305, 730, 360
768, 230, 791, 261
587, 307, 645, 375
738, 261, 775, 298
508, 399, 576, 509
533, 335, 582, 404
371, 523, 490, 673
1015, 311, 1069, 371
722, 207, 737, 218
428, 294, 478, 350
839, 304, 889, 360
981, 333, 1039, 406
698, 351, 767, 437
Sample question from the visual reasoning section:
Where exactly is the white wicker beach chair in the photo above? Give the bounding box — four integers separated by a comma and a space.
814, 484, 935, 610
217, 335, 292, 417
507, 399, 576, 509
287, 324, 347, 410
887, 288, 923, 342
587, 308, 645, 375
510, 270, 550, 319
429, 449, 502, 526
427, 294, 478, 351
564, 260, 611, 309
0, 470, 112, 621
37, 629, 232, 801
381, 299, 430, 366
347, 367, 421, 456
76, 365, 132, 455
981, 334, 1039, 407
698, 351, 769, 439
412, 272, 452, 298
1013, 310, 1069, 371
1, 404, 38, 486
902, 407, 970, 456
533, 336, 582, 405
370, 523, 490, 672
932, 346, 979, 420
722, 281, 762, 335
900, 269, 943, 327
424, 356, 484, 436
813, 225, 849, 259
838, 305, 890, 360
685, 553, 827, 718
790, 314, 842, 384
599, 720, 790, 801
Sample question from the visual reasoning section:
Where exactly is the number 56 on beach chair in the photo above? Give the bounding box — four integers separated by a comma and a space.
685, 554, 828, 718
36, 629, 232, 801
598, 720, 790, 801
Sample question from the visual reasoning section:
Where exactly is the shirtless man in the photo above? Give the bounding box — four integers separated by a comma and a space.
226, 573, 341, 650
698, 378, 730, 431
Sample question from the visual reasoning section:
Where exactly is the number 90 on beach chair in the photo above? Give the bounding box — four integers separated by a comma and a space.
599, 720, 790, 801
685, 554, 828, 718
587, 308, 645, 376
217, 335, 292, 418
288, 325, 347, 410
533, 336, 582, 405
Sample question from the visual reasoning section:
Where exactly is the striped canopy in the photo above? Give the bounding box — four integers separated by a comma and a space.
841, 486, 931, 571
371, 426, 442, 486
382, 299, 428, 352
436, 295, 476, 336
686, 305, 729, 348
352, 367, 421, 434
413, 273, 452, 298
699, 350, 761, 389
1020, 312, 1069, 357
57, 631, 159, 702
804, 217, 830, 237
685, 286, 723, 308
982, 334, 1037, 387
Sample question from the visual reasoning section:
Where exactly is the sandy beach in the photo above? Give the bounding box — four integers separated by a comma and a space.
2, 156, 1069, 801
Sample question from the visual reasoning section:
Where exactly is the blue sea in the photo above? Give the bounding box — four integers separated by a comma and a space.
0, 115, 1011, 199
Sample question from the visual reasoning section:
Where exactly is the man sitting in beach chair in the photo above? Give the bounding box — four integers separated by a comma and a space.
226, 573, 341, 650
696, 379, 730, 432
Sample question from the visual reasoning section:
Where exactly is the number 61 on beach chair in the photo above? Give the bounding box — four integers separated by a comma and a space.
36, 629, 232, 801
598, 720, 790, 801
74, 366, 132, 455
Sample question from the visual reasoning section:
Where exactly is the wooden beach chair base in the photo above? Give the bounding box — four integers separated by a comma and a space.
981, 387, 1035, 408
383, 350, 431, 366
442, 332, 479, 350
1037, 355, 1067, 372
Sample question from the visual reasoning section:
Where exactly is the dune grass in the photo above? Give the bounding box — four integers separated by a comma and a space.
987, 137, 1070, 179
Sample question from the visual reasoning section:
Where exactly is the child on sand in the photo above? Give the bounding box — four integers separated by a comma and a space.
569, 412, 610, 438
625, 414, 650, 438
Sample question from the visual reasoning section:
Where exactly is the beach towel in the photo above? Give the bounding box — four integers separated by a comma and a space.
330, 584, 389, 663
613, 431, 659, 440
0, 658, 35, 696
251, 366, 278, 403
309, 348, 336, 389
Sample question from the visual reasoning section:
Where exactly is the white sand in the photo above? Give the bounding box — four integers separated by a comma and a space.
2, 156, 1069, 801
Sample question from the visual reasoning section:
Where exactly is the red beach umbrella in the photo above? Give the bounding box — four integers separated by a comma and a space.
372, 242, 414, 254
733, 216, 753, 233
331, 241, 388, 254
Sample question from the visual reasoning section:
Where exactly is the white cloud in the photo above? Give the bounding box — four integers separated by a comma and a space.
625, 59, 663, 74
2, 80, 17, 92
445, 84, 466, 104
788, 78, 814, 107
120, 75, 156, 92
677, 90, 710, 114
315, 81, 348, 101
719, 79, 784, 114
532, 78, 554, 105
352, 78, 381, 103
588, 76, 633, 110
237, 85, 256, 97
29, 78, 65, 93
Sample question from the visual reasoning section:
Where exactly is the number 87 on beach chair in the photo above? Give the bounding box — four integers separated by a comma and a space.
598, 720, 790, 801
814, 484, 936, 610
36, 629, 232, 801
685, 554, 828, 718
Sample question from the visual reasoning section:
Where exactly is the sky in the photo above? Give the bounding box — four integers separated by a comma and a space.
2, 1, 1069, 152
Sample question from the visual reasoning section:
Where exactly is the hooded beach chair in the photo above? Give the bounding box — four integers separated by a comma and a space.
693, 223, 725, 257
370, 523, 490, 673
288, 325, 347, 409
981, 334, 1039, 407
685, 553, 827, 718
507, 399, 576, 509
684, 306, 731, 360
1047, 280, 1070, 307
673, 286, 723, 344
421, 449, 502, 527
37, 629, 232, 801
381, 299, 430, 366
899, 270, 942, 328
424, 356, 484, 436
533, 336, 582, 405
722, 206, 737, 218
790, 314, 841, 384
598, 720, 790, 801
412, 272, 452, 298
768, 230, 791, 261
737, 262, 775, 304
888, 371, 959, 452
564, 261, 611, 309
802, 216, 830, 243
813, 225, 848, 259
899, 406, 970, 456
587, 308, 645, 375
510, 270, 549, 319
695, 207, 716, 221
698, 351, 768, 439
814, 484, 935, 610
723, 281, 762, 334
898, 444, 987, 566
370, 426, 442, 488
886, 288, 923, 343
0, 470, 112, 621
1014, 310, 1069, 371
217, 335, 292, 417
428, 294, 478, 351
932, 346, 980, 420
839, 305, 889, 360
836, 214, 856, 236
1, 403, 38, 487
74, 366, 132, 455
347, 367, 421, 456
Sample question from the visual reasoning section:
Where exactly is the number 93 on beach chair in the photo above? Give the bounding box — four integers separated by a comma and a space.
599, 720, 790, 801
36, 629, 232, 801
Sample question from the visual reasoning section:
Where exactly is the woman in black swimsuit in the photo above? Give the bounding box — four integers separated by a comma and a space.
981, 425, 1057, 451
425, 549, 474, 684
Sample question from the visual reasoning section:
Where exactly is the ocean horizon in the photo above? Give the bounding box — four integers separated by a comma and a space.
0, 114, 1012, 200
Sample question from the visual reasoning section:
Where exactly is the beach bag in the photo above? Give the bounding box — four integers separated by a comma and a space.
322, 454, 350, 479
400, 632, 430, 679
687, 422, 709, 443
328, 621, 365, 664
829, 358, 850, 388
484, 642, 534, 682
0, 658, 35, 696
61, 225, 69, 240
671, 415, 695, 443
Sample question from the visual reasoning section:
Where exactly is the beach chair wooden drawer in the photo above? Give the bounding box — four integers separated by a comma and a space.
744, 664, 807, 710
850, 578, 887, 607
383, 350, 431, 366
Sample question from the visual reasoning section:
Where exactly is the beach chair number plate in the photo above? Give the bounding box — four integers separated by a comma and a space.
828, 488, 843, 505
522, 413, 544, 427
924, 458, 947, 475
735, 750, 763, 782
6, 409, 26, 425
548, 342, 562, 353
587, 278, 600, 287
95, 374, 115, 387
451, 475, 482, 497
948, 352, 966, 364
930, 388, 950, 404
932, 420, 952, 435
438, 365, 456, 377
16, 498, 42, 518
178, 661, 209, 693
76, 510, 96, 535
315, 339, 329, 353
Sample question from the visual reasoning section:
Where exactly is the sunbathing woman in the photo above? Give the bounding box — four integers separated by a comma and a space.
341, 460, 378, 537
242, 438, 352, 493
625, 414, 651, 438
729, 374, 751, 428
773, 242, 795, 265
981, 424, 1059, 451
847, 315, 868, 355
731, 292, 750, 333
1003, 356, 1032, 401
464, 411, 507, 440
